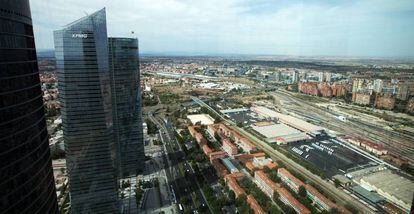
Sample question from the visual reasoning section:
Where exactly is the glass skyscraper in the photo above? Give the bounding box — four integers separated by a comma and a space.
53, 8, 118, 213
108, 37, 144, 179
0, 0, 58, 213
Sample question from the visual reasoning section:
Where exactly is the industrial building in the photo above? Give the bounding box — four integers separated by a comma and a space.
359, 170, 413, 212
251, 106, 324, 134
187, 114, 215, 125
251, 122, 309, 144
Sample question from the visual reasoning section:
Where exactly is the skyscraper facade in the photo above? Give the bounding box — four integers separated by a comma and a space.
0, 0, 58, 213
108, 37, 144, 178
53, 8, 118, 213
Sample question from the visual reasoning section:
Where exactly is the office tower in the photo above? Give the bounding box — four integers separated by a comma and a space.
318, 72, 325, 82
54, 8, 118, 213
0, 0, 59, 213
325, 72, 332, 83
108, 37, 144, 178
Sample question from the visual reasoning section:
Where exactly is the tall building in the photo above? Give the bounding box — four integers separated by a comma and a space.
108, 37, 144, 178
0, 0, 59, 213
292, 70, 299, 83
373, 79, 383, 93
352, 78, 364, 92
54, 9, 118, 213
318, 72, 325, 82
325, 72, 332, 83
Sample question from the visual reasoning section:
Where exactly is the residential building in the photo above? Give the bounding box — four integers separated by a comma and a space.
278, 168, 305, 193
108, 37, 144, 178
255, 170, 278, 198
305, 184, 336, 211
255, 171, 310, 214
352, 92, 373, 105
373, 79, 383, 93
223, 138, 238, 156
318, 72, 325, 82
292, 70, 299, 83
352, 78, 364, 92
209, 151, 226, 161
374, 93, 395, 110
211, 159, 229, 177
225, 177, 246, 198
54, 9, 118, 213
0, 0, 59, 212
325, 72, 332, 83
247, 195, 266, 214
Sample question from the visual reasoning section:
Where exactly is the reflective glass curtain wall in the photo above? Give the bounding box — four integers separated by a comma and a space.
0, 0, 58, 213
108, 37, 144, 178
53, 8, 118, 213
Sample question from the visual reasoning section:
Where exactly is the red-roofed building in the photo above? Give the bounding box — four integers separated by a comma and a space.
226, 177, 246, 198
254, 170, 279, 198
202, 144, 212, 156
278, 168, 305, 193
223, 138, 238, 157
188, 125, 207, 145
238, 138, 257, 153
305, 184, 336, 211
345, 137, 387, 156
255, 170, 310, 214
211, 159, 229, 177
278, 187, 311, 214
209, 151, 226, 161
247, 195, 266, 214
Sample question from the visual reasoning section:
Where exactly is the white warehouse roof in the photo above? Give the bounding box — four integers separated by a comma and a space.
251, 106, 324, 133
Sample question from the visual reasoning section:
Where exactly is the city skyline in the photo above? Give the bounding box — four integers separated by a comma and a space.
31, 0, 414, 58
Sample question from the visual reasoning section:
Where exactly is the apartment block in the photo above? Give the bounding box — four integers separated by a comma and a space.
223, 138, 238, 156
277, 168, 305, 193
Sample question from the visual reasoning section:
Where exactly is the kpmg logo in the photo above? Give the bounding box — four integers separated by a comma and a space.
72, 33, 88, 38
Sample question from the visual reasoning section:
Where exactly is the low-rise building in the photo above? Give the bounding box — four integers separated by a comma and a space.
222, 138, 238, 156
202, 144, 212, 156
188, 126, 207, 145
247, 195, 266, 214
225, 175, 246, 198
211, 159, 229, 177
305, 184, 336, 211
209, 151, 226, 161
278, 168, 305, 193
238, 137, 257, 153
255, 170, 278, 198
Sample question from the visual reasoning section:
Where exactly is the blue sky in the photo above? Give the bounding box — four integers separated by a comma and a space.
31, 0, 414, 58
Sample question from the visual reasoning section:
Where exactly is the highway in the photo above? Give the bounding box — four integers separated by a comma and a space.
192, 97, 375, 214
148, 111, 210, 213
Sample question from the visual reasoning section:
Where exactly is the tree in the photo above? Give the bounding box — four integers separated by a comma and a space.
228, 191, 236, 202
298, 186, 307, 198
263, 166, 271, 174
334, 179, 341, 188
273, 192, 279, 201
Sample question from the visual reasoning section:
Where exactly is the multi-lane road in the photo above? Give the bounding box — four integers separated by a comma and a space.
148, 111, 210, 213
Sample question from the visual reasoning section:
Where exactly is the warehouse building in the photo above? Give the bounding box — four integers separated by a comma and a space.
359, 170, 413, 212
251, 122, 309, 144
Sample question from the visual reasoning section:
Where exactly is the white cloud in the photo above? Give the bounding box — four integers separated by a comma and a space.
31, 0, 414, 57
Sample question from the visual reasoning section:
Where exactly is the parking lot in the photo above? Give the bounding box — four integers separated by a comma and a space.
284, 138, 376, 177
